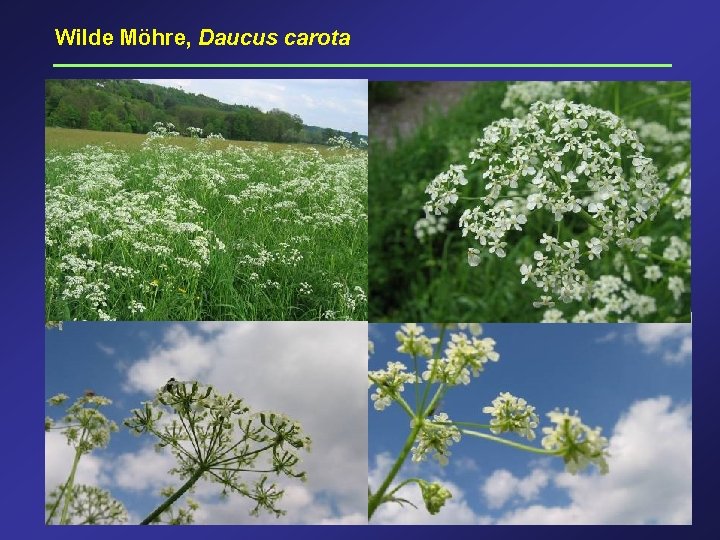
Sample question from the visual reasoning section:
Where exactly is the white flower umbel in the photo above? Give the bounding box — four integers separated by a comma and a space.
424, 99, 664, 313
367, 324, 610, 521
483, 392, 540, 440
422, 332, 499, 385
541, 408, 609, 475
411, 413, 462, 466
368, 361, 417, 411
396, 323, 439, 358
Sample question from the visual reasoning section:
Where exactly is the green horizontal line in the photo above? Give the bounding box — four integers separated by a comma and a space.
52, 63, 673, 69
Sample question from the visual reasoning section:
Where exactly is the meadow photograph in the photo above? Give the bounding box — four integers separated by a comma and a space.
45, 321, 368, 524
368, 322, 691, 524
369, 81, 690, 322
45, 79, 368, 321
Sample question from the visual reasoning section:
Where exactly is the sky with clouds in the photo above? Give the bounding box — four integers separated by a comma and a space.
45, 322, 367, 525
137, 79, 368, 134
368, 323, 692, 525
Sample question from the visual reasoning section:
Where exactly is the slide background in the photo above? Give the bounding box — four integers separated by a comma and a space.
8, 0, 715, 535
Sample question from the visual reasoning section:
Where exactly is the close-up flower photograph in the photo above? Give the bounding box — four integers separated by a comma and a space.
45, 321, 367, 525
369, 81, 690, 322
368, 322, 691, 524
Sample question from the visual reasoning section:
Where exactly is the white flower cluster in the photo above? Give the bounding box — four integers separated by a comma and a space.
501, 82, 599, 117
368, 361, 417, 411
411, 413, 462, 465
395, 323, 439, 358
541, 408, 609, 475
327, 135, 367, 150
482, 392, 539, 440
414, 213, 448, 241
422, 332, 499, 385
46, 132, 368, 320
666, 162, 691, 221
424, 99, 664, 311
628, 119, 689, 157
144, 121, 179, 143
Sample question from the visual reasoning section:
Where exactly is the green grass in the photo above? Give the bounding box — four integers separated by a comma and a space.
369, 81, 691, 322
46, 128, 367, 321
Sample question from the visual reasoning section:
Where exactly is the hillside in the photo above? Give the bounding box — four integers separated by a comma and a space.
45, 79, 366, 145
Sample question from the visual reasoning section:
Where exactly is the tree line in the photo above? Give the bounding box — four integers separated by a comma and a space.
45, 79, 365, 146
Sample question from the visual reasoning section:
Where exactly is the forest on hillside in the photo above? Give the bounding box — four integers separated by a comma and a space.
45, 79, 365, 145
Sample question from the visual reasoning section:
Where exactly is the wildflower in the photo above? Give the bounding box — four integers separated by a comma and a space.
423, 99, 664, 317
418, 480, 452, 515
395, 323, 439, 358
368, 362, 417, 411
541, 408, 609, 474
423, 332, 499, 385
483, 392, 539, 440
643, 265, 663, 282
411, 413, 462, 465
668, 276, 685, 301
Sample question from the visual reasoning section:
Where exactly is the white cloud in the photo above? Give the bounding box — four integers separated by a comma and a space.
635, 324, 692, 363
482, 468, 550, 509
369, 396, 691, 525
495, 396, 692, 524
112, 445, 177, 491
594, 331, 617, 343
96, 342, 116, 355
45, 431, 106, 496
120, 322, 367, 523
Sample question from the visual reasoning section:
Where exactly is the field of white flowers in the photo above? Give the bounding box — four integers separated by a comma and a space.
46, 126, 367, 321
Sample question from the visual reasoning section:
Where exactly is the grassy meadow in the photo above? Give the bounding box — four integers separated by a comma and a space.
46, 127, 368, 321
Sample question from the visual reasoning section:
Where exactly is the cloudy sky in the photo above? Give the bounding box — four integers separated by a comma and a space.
368, 323, 692, 525
137, 79, 368, 134
46, 322, 367, 525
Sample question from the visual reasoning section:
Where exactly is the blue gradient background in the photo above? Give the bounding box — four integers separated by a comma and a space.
6, 0, 715, 536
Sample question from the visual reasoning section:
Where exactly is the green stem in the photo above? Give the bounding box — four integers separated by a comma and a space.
59, 447, 83, 524
419, 325, 447, 413
462, 429, 560, 455
578, 209, 603, 230
45, 480, 67, 524
140, 467, 206, 525
640, 250, 690, 269
368, 419, 423, 519
436, 421, 492, 430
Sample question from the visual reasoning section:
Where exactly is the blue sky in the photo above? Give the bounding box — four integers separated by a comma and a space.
368, 323, 692, 524
137, 79, 368, 134
45, 322, 367, 525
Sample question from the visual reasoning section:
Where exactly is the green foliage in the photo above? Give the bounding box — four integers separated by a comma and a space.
45, 134, 368, 321
45, 80, 366, 145
369, 82, 508, 319
369, 82, 690, 321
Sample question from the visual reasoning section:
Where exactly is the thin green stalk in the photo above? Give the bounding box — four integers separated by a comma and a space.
436, 420, 492, 430
412, 352, 419, 413
462, 429, 560, 455
45, 481, 67, 524
368, 419, 423, 519
140, 467, 206, 525
419, 325, 447, 413
640, 250, 690, 269
59, 447, 83, 524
